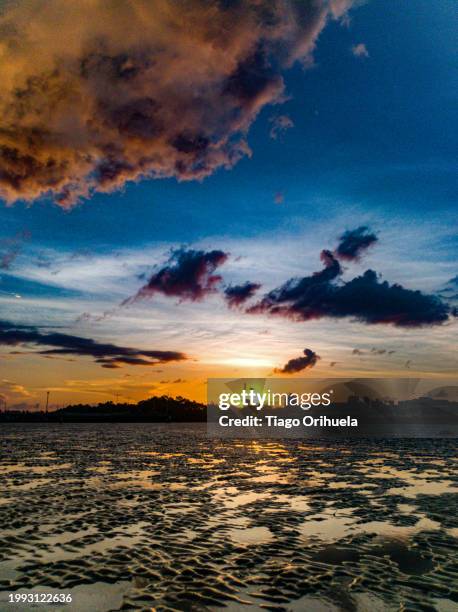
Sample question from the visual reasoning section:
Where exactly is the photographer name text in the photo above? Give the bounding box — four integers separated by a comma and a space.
219, 415, 358, 429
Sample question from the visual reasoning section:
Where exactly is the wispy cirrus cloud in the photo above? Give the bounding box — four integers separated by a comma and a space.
3, 223, 455, 365
0, 379, 33, 403
113, 226, 454, 329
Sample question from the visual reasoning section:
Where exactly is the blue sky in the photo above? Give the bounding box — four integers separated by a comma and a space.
0, 0, 456, 253
0, 0, 456, 406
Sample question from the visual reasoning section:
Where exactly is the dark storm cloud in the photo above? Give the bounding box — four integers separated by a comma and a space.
324, 270, 452, 326
247, 249, 341, 317
247, 248, 452, 327
127, 248, 228, 303
274, 348, 320, 374
0, 0, 355, 205
335, 226, 378, 261
0, 320, 186, 368
224, 281, 261, 308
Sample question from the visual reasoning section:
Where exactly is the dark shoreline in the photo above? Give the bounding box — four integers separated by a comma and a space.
2, 395, 457, 433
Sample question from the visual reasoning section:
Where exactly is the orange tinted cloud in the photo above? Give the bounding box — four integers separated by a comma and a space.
0, 0, 354, 205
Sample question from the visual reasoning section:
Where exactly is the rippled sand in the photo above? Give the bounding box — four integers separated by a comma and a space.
0, 424, 457, 611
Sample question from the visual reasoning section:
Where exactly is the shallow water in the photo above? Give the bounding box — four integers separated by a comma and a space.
0, 424, 457, 611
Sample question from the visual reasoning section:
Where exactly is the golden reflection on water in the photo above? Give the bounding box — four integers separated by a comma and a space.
0, 426, 457, 611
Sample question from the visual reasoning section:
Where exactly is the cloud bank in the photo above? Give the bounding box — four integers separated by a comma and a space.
247, 230, 453, 327
121, 228, 453, 328
249, 260, 451, 327
0, 0, 354, 206
0, 320, 186, 368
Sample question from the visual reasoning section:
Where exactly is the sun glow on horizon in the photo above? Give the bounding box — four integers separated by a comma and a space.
216, 357, 274, 368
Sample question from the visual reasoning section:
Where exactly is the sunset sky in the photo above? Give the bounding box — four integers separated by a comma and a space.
0, 0, 456, 408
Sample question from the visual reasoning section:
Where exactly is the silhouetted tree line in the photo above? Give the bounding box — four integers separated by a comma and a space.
1, 394, 457, 429
0, 395, 206, 422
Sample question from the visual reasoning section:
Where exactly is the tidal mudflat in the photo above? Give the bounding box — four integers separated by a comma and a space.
0, 424, 457, 611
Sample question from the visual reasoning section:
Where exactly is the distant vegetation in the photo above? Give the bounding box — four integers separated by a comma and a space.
1, 395, 457, 434
0, 395, 206, 422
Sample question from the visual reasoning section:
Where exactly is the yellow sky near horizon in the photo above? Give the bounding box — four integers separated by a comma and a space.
2, 346, 456, 410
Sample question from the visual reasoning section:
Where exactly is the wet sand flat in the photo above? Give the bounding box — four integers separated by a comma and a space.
0, 424, 457, 611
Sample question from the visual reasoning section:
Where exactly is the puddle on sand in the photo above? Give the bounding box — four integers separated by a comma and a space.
300, 508, 441, 542
213, 487, 271, 508
229, 525, 273, 545
386, 479, 458, 498
433, 598, 458, 612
